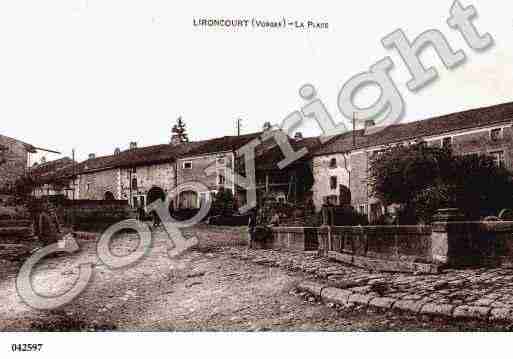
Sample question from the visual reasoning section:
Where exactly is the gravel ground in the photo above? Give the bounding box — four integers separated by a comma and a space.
0, 225, 510, 331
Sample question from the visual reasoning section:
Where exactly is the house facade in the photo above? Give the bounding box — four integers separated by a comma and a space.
74, 144, 178, 208
0, 134, 37, 191
31, 157, 77, 198
50, 133, 263, 211
312, 101, 513, 220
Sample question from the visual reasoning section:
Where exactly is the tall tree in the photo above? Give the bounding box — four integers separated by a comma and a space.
171, 117, 189, 144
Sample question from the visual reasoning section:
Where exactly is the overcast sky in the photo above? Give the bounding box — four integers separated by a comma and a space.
1, 0, 512, 163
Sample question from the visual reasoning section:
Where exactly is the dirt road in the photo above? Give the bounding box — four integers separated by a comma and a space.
0, 226, 508, 331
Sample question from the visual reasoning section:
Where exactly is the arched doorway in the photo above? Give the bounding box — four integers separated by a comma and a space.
104, 191, 115, 201
147, 186, 166, 206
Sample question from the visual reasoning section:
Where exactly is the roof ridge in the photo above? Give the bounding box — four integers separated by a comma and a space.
313, 100, 513, 156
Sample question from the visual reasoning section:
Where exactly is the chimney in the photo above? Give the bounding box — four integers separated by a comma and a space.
114, 147, 121, 155
364, 120, 375, 129
294, 132, 303, 141
88, 153, 96, 160
40, 156, 46, 164
129, 142, 137, 150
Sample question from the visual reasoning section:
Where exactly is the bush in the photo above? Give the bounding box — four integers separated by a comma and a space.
412, 183, 455, 224
370, 143, 513, 223
210, 187, 235, 216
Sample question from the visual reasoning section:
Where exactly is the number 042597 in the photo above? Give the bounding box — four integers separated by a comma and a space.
11, 344, 43, 352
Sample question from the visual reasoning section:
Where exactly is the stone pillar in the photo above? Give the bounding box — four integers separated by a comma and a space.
431, 208, 473, 266
318, 225, 331, 257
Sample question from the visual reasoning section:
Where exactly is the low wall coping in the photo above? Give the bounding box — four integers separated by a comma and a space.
271, 227, 319, 233
329, 225, 432, 235
432, 221, 513, 233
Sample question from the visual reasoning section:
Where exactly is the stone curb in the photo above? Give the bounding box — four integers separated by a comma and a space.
296, 281, 513, 323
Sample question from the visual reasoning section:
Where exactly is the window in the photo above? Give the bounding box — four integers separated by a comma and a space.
463, 152, 480, 160
132, 167, 137, 174
329, 176, 337, 190
86, 183, 91, 192
183, 161, 192, 169
131, 177, 138, 190
442, 137, 452, 149
490, 128, 502, 142
218, 174, 226, 186
491, 151, 505, 168
217, 167, 226, 186
373, 149, 385, 157
359, 204, 368, 215
329, 158, 337, 168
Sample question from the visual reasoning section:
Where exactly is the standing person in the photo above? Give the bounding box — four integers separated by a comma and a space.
151, 210, 160, 228
247, 207, 258, 248
137, 205, 145, 222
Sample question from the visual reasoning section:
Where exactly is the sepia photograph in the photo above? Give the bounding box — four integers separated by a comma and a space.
1, 0, 513, 357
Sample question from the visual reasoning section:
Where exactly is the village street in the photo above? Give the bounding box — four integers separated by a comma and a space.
0, 225, 510, 331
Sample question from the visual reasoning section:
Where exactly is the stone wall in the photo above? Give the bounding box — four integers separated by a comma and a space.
318, 225, 436, 273
77, 162, 176, 206
271, 220, 513, 273
0, 135, 29, 190
431, 221, 513, 267
119, 163, 175, 203
78, 168, 119, 200
60, 199, 136, 231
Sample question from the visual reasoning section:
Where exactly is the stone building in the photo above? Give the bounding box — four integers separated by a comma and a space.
65, 133, 262, 211
75, 143, 178, 206
31, 157, 77, 198
312, 101, 513, 220
0, 134, 37, 191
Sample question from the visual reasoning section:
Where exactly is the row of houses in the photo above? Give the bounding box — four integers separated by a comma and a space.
0, 134, 59, 195
30, 131, 321, 212
28, 100, 513, 219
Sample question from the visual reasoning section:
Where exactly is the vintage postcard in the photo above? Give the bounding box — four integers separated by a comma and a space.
1, 0, 512, 357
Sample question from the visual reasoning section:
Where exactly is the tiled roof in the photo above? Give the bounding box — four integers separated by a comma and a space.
75, 132, 263, 174
78, 144, 177, 173
255, 136, 322, 171
30, 157, 77, 184
0, 134, 37, 153
174, 132, 262, 158
314, 101, 513, 155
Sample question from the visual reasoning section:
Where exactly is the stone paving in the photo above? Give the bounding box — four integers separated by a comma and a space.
226, 247, 513, 322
